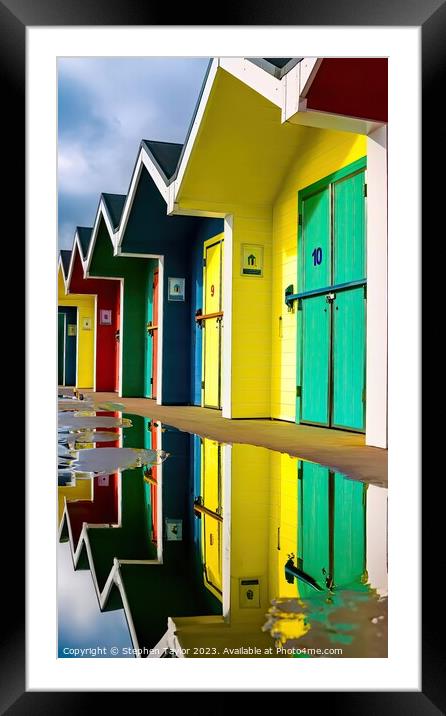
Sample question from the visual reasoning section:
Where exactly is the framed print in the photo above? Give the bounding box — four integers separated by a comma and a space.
167, 277, 185, 302
17, 2, 436, 710
99, 309, 112, 325
241, 243, 264, 277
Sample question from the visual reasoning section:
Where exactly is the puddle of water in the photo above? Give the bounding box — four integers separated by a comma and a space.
58, 414, 133, 429
71, 447, 169, 476
58, 406, 388, 659
58, 398, 94, 411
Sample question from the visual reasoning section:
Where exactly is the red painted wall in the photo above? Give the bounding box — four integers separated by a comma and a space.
306, 58, 388, 123
150, 424, 158, 542
67, 472, 119, 548
69, 249, 120, 391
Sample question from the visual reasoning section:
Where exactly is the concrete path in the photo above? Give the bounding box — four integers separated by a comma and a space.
84, 392, 387, 487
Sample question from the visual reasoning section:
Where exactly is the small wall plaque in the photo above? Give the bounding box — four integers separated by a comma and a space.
241, 244, 264, 277
82, 317, 92, 331
99, 309, 112, 325
165, 518, 183, 541
168, 277, 185, 302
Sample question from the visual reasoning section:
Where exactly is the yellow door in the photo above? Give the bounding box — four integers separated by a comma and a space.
203, 236, 223, 408
201, 439, 223, 597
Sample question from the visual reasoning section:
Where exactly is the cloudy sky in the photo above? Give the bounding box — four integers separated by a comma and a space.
58, 57, 210, 249
58, 542, 133, 657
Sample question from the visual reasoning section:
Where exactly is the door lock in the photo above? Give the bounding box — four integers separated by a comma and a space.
326, 293, 336, 304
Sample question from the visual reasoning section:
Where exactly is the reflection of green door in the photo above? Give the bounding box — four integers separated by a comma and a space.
297, 461, 366, 597
333, 472, 366, 585
298, 462, 329, 599
58, 313, 65, 385
301, 296, 331, 426
297, 159, 367, 432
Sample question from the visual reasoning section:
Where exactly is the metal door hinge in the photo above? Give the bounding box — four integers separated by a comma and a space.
298, 463, 303, 480
203, 258, 206, 267
201, 380, 205, 389
364, 183, 367, 197
150, 378, 153, 385
362, 387, 366, 402
298, 213, 302, 226
296, 386, 302, 398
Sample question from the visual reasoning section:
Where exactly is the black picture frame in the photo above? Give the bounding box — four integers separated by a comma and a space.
9, 0, 437, 709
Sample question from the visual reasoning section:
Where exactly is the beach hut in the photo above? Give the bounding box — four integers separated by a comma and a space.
58, 251, 95, 389
166, 57, 388, 448
65, 227, 120, 392
115, 140, 223, 406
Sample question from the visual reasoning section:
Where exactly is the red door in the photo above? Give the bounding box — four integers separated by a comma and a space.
150, 423, 158, 543
115, 288, 120, 392
151, 269, 159, 399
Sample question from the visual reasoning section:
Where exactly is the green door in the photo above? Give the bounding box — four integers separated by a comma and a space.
58, 313, 65, 385
298, 462, 330, 598
302, 187, 331, 292
333, 472, 366, 587
333, 171, 366, 284
298, 160, 367, 432
332, 287, 366, 430
300, 295, 331, 425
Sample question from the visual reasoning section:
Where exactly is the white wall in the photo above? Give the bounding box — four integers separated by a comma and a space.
366, 127, 388, 448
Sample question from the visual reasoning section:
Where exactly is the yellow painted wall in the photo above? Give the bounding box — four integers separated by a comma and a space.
230, 444, 271, 622
230, 445, 303, 621
58, 267, 95, 389
230, 210, 272, 417
268, 451, 299, 601
271, 132, 367, 420
180, 201, 273, 419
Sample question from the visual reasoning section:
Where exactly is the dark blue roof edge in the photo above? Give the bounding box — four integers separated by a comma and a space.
100, 192, 127, 232
59, 249, 72, 278
140, 140, 181, 186
75, 226, 93, 260
248, 57, 303, 79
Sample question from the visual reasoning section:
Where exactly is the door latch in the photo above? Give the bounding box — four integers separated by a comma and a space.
326, 293, 336, 304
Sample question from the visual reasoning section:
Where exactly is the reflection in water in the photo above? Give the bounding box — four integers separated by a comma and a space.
58, 414, 133, 429
58, 404, 387, 659
71, 446, 169, 476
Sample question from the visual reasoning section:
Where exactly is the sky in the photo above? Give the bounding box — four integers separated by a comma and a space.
57, 57, 210, 250
58, 541, 133, 658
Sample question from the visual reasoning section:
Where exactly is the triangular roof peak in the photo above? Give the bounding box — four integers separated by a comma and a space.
76, 227, 93, 261
248, 57, 303, 79
59, 249, 71, 279
85, 194, 123, 274
101, 193, 126, 231
141, 140, 183, 183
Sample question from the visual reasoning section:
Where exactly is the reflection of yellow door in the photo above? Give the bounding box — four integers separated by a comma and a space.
201, 439, 222, 597
203, 235, 224, 408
